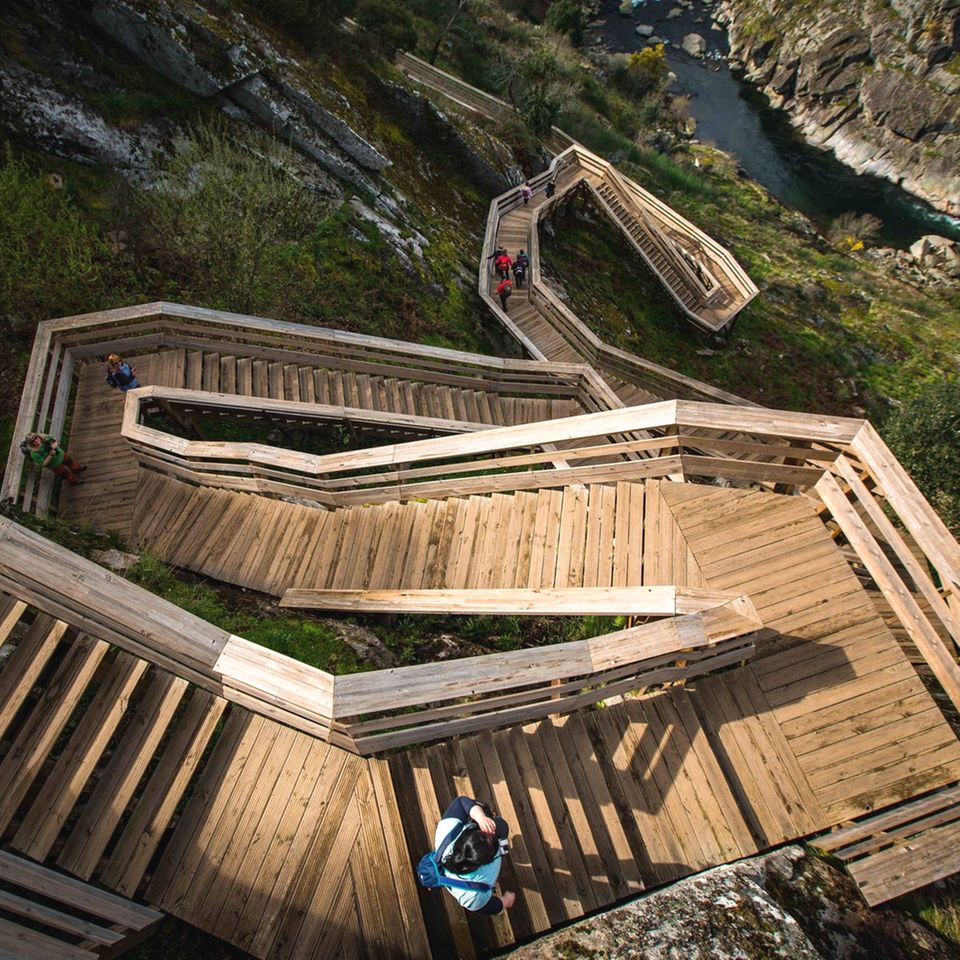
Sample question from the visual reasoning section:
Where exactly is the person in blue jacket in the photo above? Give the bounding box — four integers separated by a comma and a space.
105, 354, 140, 391
434, 796, 516, 914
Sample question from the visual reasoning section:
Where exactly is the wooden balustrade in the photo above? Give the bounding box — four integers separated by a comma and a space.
123, 391, 858, 506
1, 302, 605, 514
0, 516, 762, 753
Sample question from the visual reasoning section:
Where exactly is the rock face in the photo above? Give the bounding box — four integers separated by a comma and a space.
714, 0, 960, 216
509, 847, 960, 959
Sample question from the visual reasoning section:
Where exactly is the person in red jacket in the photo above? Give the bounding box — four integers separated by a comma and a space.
496, 277, 512, 311
494, 252, 512, 280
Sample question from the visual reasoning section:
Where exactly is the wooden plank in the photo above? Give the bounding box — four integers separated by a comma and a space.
100, 690, 228, 897
849, 817, 960, 905
13, 652, 150, 861
0, 635, 110, 833
244, 746, 349, 958
0, 614, 67, 742
0, 890, 124, 946
816, 472, 960, 712
0, 850, 161, 929
368, 758, 434, 960
57, 670, 190, 879
402, 747, 477, 959
556, 712, 645, 896
281, 584, 739, 615
0, 916, 97, 960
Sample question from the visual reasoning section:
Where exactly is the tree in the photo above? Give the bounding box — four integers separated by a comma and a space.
545, 0, 588, 47
884, 380, 960, 535
354, 0, 418, 58
256, 0, 356, 50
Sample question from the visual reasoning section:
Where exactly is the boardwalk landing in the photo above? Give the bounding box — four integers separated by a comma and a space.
12, 468, 959, 957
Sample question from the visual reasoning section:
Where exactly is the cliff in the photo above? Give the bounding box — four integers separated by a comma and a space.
714, 0, 960, 217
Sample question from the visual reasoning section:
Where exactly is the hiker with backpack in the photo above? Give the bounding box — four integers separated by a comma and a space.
417, 796, 515, 914
22, 433, 85, 485
105, 353, 140, 391
513, 249, 529, 289
494, 250, 512, 281
519, 183, 533, 206
496, 277, 512, 311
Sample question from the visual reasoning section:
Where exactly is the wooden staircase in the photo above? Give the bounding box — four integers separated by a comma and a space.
179, 348, 580, 425
0, 595, 228, 900
594, 181, 701, 314
131, 474, 708, 598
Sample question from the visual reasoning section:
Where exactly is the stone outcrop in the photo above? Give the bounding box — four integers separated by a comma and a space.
508, 847, 960, 959
714, 0, 960, 216
0, 57, 164, 172
90, 0, 390, 191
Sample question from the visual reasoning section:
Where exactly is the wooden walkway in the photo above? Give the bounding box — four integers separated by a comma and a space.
4, 479, 959, 957
0, 475, 960, 960
131, 475, 702, 597
59, 348, 581, 540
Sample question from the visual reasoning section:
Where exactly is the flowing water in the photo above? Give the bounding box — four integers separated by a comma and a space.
599, 0, 960, 248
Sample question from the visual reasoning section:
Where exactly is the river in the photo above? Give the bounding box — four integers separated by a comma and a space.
599, 0, 960, 248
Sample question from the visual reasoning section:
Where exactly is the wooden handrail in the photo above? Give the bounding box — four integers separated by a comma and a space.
0, 516, 762, 753
278, 585, 747, 615
1, 302, 608, 512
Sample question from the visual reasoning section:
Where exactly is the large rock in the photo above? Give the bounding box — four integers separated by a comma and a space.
91, 0, 263, 96
509, 847, 960, 959
635, 24, 656, 37
0, 57, 162, 171
682, 33, 707, 57
715, 0, 960, 216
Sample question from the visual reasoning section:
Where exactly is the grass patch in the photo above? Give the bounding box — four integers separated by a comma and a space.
126, 554, 363, 674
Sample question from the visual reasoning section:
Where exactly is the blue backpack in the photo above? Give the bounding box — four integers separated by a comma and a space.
416, 824, 493, 893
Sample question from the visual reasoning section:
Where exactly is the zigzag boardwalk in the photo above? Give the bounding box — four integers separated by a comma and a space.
3, 472, 960, 955
59, 347, 583, 539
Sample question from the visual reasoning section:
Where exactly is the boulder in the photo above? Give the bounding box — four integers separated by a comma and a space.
91, 549, 141, 572
509, 846, 960, 959
0, 59, 162, 171
667, 7, 683, 18
682, 33, 707, 57
618, 0, 633, 16
90, 0, 262, 97
635, 24, 656, 37
910, 234, 957, 260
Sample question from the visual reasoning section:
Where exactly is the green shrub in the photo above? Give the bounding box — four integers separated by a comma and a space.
137, 121, 322, 316
545, 0, 589, 46
354, 0, 418, 57
884, 380, 960, 535
251, 0, 356, 49
0, 152, 109, 327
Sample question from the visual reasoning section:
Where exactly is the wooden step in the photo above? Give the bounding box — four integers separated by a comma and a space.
0, 635, 110, 834
814, 783, 960, 905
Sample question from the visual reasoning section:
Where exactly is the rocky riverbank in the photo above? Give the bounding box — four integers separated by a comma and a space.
713, 0, 960, 217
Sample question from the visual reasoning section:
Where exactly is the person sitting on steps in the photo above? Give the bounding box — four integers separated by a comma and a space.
433, 796, 515, 914
22, 433, 86, 485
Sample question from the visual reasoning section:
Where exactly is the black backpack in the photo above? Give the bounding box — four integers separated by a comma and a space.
416, 823, 493, 894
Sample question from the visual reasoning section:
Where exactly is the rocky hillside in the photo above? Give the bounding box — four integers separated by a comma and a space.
714, 0, 960, 216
